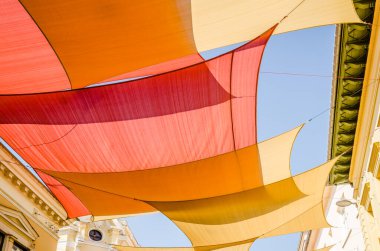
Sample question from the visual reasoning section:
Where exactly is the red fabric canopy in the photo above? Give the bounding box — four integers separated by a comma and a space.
0, 0, 71, 94
0, 27, 274, 217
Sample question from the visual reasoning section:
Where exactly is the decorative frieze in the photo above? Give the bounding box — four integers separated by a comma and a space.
0, 161, 67, 231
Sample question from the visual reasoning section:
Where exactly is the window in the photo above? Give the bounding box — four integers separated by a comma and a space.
89, 229, 102, 241
0, 232, 4, 250
12, 242, 29, 251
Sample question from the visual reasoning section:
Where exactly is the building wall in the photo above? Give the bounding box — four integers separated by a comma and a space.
0, 192, 59, 251
301, 184, 365, 251
0, 142, 137, 251
355, 138, 380, 251
301, 0, 380, 249
0, 147, 65, 251
31, 221, 59, 251
57, 220, 138, 251
347, 0, 380, 250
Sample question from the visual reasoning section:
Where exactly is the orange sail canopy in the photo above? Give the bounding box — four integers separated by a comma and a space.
1, 0, 361, 93
104, 157, 336, 251
0, 28, 272, 217
135, 159, 334, 248
40, 126, 301, 216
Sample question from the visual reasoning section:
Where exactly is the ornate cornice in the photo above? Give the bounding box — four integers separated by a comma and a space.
0, 143, 69, 235
329, 0, 376, 184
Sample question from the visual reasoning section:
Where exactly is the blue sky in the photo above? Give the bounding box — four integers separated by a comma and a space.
126, 25, 336, 250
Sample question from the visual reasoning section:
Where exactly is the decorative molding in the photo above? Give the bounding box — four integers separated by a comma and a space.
360, 182, 371, 211
0, 143, 66, 219
367, 142, 380, 176
0, 205, 38, 240
0, 161, 67, 228
349, 0, 380, 196
0, 143, 76, 240
329, 0, 376, 185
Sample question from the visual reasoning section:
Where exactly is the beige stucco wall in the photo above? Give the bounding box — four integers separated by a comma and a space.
30, 220, 58, 251
78, 245, 111, 251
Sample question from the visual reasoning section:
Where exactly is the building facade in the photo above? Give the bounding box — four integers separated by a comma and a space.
57, 219, 138, 251
0, 142, 67, 251
0, 141, 138, 251
300, 0, 380, 250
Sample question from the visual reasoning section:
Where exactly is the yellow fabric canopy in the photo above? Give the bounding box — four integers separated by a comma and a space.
148, 159, 334, 248
113, 158, 335, 250
114, 242, 252, 251
193, 0, 362, 52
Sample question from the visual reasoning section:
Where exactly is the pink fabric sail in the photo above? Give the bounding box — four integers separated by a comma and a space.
0, 27, 274, 217
0, 0, 71, 94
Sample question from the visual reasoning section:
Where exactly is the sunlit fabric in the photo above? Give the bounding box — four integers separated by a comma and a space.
40, 126, 301, 217
114, 242, 252, 251
114, 242, 253, 251
110, 158, 335, 251
0, 0, 70, 94
0, 28, 272, 217
192, 0, 361, 51
147, 159, 334, 247
1, 0, 361, 93
19, 0, 198, 89
37, 172, 90, 217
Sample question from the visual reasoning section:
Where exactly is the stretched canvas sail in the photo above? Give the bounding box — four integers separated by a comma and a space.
41, 126, 301, 216
1, 0, 361, 93
111, 158, 335, 250
0, 28, 273, 217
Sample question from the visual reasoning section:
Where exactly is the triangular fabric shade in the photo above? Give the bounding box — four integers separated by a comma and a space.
148, 159, 334, 247
114, 242, 252, 251
0, 28, 273, 217
113, 201, 327, 251
260, 202, 328, 238
114, 242, 253, 251
0, 1, 346, 249
110, 158, 335, 251
1, 0, 361, 93
40, 126, 301, 216
114, 202, 327, 251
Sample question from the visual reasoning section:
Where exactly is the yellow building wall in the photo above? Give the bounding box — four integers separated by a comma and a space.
30, 220, 58, 251
79, 245, 111, 251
